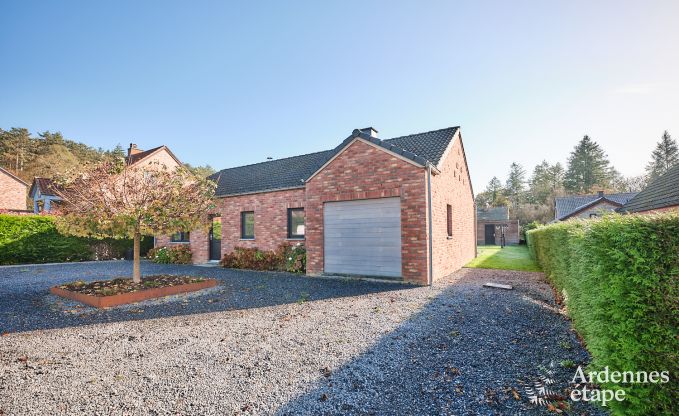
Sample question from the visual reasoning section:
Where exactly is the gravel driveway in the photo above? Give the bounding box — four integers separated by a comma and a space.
0, 262, 604, 415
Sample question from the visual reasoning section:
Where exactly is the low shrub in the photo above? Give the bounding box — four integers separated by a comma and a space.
147, 245, 192, 264
284, 243, 306, 273
0, 214, 152, 265
527, 213, 678, 415
220, 243, 306, 273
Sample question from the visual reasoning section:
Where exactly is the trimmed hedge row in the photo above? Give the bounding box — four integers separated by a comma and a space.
527, 214, 678, 415
0, 214, 152, 265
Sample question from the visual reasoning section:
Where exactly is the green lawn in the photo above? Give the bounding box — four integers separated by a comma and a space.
464, 245, 541, 272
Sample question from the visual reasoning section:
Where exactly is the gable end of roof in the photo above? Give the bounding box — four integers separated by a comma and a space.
0, 167, 29, 187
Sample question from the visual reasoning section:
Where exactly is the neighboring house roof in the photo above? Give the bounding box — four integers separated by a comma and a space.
619, 163, 679, 213
477, 206, 509, 221
0, 167, 29, 187
210, 126, 460, 197
126, 145, 182, 167
29, 177, 63, 198
554, 192, 638, 220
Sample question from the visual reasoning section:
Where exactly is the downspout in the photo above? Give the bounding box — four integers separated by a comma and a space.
474, 202, 478, 258
427, 163, 434, 288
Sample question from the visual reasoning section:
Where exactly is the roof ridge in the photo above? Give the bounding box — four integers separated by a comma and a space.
213, 126, 459, 176
384, 126, 459, 142
211, 149, 333, 176
556, 191, 637, 199
0, 166, 29, 186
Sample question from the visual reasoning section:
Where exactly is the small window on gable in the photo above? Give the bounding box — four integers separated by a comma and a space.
170, 231, 190, 243
241, 211, 255, 239
287, 208, 305, 239
446, 204, 453, 237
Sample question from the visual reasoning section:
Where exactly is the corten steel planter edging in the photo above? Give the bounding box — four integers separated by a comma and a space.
50, 279, 219, 308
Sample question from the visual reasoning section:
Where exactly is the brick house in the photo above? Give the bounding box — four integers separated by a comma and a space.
159, 126, 476, 285
554, 191, 638, 221
27, 144, 182, 215
0, 167, 29, 212
125, 143, 182, 171
476, 206, 519, 245
619, 163, 679, 214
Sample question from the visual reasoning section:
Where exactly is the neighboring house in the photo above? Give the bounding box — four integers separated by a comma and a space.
28, 143, 182, 215
554, 191, 638, 221
476, 206, 519, 245
157, 126, 476, 285
0, 167, 29, 213
125, 143, 182, 170
619, 163, 679, 214
29, 178, 63, 213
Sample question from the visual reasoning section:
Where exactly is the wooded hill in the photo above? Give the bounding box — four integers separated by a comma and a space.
0, 128, 121, 183
0, 127, 214, 183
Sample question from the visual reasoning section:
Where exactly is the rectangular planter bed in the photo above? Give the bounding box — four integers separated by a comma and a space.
50, 278, 218, 308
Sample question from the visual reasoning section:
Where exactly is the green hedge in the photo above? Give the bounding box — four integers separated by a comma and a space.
527, 214, 678, 415
0, 214, 152, 265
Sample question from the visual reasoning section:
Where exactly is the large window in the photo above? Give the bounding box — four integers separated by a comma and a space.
170, 231, 190, 243
287, 208, 305, 239
241, 211, 255, 239
446, 204, 453, 237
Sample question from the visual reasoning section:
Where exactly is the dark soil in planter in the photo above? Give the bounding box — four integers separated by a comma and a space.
57, 275, 207, 297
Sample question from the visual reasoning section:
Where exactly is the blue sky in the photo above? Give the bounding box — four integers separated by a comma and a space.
1, 1, 678, 192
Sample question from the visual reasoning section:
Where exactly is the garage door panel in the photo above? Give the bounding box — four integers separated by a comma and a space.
324, 197, 402, 278
323, 232, 401, 241
324, 240, 402, 249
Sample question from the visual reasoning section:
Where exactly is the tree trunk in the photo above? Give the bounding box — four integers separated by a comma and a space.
133, 231, 141, 283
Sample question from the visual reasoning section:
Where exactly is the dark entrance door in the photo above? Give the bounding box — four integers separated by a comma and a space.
209, 216, 222, 261
484, 224, 495, 245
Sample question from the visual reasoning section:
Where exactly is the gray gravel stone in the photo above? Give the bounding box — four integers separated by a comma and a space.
0, 262, 605, 415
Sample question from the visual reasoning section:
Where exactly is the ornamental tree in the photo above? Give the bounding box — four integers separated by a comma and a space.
54, 159, 215, 283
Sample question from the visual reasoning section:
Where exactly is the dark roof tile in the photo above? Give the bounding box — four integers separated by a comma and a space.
555, 192, 637, 220
620, 164, 679, 212
210, 127, 459, 197
477, 206, 509, 221
29, 177, 62, 197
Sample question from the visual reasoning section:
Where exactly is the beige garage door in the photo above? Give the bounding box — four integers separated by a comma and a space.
323, 197, 402, 278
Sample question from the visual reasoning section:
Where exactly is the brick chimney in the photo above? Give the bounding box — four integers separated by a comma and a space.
127, 143, 142, 157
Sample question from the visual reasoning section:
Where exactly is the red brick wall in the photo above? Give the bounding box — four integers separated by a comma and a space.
0, 172, 27, 210
305, 139, 429, 283
155, 189, 305, 264
216, 189, 305, 256
634, 205, 679, 214
429, 134, 476, 280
